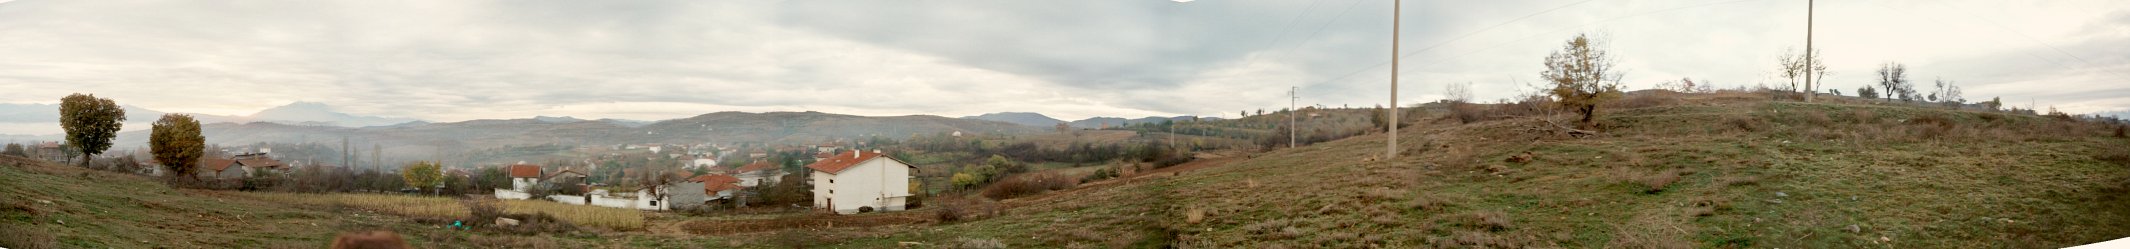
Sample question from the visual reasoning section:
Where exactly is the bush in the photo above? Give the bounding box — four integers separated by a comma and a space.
0, 143, 24, 157
1450, 102, 1488, 124
1152, 156, 1194, 169
954, 238, 1008, 249
1727, 116, 1764, 132
1603, 93, 1680, 110
1640, 169, 1680, 194
1081, 167, 1119, 182
980, 172, 1077, 200
936, 202, 967, 222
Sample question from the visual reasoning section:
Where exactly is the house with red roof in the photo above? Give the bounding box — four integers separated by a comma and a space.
806, 150, 916, 214
734, 160, 787, 188
507, 164, 545, 193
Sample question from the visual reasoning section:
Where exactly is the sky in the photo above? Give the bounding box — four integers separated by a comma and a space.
1, 0, 2126, 134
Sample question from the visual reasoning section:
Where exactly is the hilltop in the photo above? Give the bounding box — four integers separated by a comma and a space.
840, 92, 2130, 248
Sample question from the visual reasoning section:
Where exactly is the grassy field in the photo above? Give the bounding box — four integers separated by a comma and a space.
237, 192, 646, 231
5, 92, 2126, 248
831, 93, 2130, 248
0, 156, 724, 248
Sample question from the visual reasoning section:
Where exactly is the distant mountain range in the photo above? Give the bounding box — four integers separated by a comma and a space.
0, 101, 422, 136
60, 111, 1042, 166
961, 112, 1221, 129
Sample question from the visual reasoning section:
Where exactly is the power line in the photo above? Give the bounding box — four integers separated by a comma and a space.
1926, 1, 2130, 82
1310, 0, 1601, 87
1257, 0, 1332, 51
1393, 0, 1775, 81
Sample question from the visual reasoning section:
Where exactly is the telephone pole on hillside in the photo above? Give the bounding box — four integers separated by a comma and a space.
1803, 0, 1816, 102
1386, 0, 1401, 160
1289, 86, 1298, 149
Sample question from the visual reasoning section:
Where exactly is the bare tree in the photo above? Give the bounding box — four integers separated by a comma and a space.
1445, 82, 1474, 103
1875, 62, 1915, 101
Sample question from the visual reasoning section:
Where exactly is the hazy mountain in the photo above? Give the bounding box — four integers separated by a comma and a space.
239, 102, 420, 127
99, 111, 1039, 166
0, 103, 167, 123
2094, 110, 2130, 120
962, 112, 1066, 127
1066, 116, 1212, 129
532, 116, 587, 123
597, 118, 654, 128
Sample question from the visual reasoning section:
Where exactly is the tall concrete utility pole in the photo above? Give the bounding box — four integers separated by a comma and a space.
1289, 86, 1298, 149
1803, 0, 1816, 102
1387, 0, 1400, 160
341, 136, 349, 169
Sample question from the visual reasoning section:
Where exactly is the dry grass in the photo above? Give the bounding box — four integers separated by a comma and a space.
1639, 169, 1680, 194
981, 172, 1079, 200
241, 193, 643, 231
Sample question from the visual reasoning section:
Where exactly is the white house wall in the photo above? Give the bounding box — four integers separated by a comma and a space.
811, 158, 913, 214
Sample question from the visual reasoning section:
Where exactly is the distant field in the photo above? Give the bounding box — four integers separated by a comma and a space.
0, 156, 719, 248
236, 192, 645, 231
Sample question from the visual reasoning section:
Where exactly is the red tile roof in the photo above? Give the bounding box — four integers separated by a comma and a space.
507, 164, 542, 178
737, 160, 776, 173
804, 150, 912, 174
203, 159, 238, 172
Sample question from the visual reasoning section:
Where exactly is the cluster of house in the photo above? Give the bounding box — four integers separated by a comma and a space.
492, 149, 915, 214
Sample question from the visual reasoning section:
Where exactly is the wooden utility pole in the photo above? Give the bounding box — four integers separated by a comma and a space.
1803, 0, 1816, 102
1387, 0, 1400, 160
1289, 86, 1298, 149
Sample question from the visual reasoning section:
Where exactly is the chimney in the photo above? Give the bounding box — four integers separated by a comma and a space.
852, 151, 860, 159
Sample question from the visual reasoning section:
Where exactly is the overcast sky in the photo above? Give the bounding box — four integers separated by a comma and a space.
2, 0, 2125, 129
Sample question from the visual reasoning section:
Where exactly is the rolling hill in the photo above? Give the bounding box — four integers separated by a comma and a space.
97, 111, 1041, 166
843, 92, 2130, 248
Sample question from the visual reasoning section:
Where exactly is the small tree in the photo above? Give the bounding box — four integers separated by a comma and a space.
1540, 33, 1624, 127
1875, 62, 1916, 101
60, 93, 126, 166
2, 143, 24, 157
1857, 86, 1879, 99
150, 114, 205, 184
401, 161, 443, 194
1932, 78, 1964, 106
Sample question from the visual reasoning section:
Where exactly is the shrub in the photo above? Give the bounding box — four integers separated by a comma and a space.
1457, 211, 1513, 232
1603, 93, 1679, 110
1640, 169, 1680, 194
1449, 102, 1488, 124
955, 237, 1008, 249
0, 143, 24, 157
980, 172, 1077, 200
1152, 156, 1193, 169
1910, 114, 1957, 139
2115, 125, 2125, 138
1081, 167, 1118, 182
1727, 116, 1764, 132
936, 202, 967, 222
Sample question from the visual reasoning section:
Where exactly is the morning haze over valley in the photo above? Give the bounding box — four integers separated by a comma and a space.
3, 0, 2130, 248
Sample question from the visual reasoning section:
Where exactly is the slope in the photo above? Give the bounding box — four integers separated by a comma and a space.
0, 156, 722, 248
846, 93, 2130, 248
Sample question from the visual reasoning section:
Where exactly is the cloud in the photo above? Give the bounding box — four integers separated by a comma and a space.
0, 0, 2124, 136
